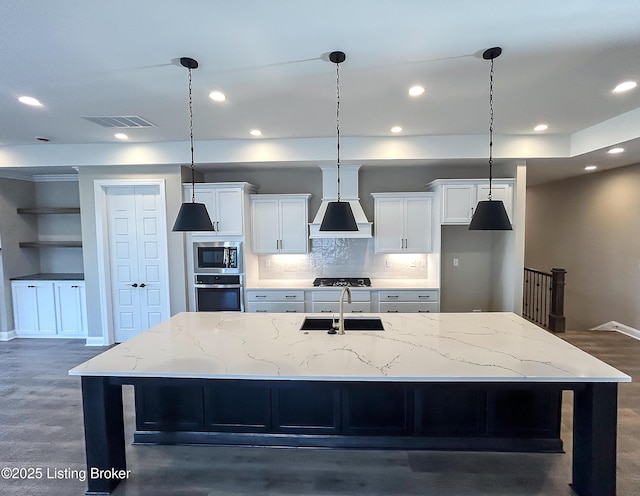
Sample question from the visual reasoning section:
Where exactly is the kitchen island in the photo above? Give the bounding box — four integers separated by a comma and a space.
70, 312, 630, 496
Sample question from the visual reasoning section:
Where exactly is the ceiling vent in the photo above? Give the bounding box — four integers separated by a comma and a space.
82, 115, 156, 128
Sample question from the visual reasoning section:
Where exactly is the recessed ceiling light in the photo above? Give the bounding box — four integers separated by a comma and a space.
114, 133, 128, 140
533, 124, 548, 131
390, 126, 402, 133
249, 129, 262, 136
408, 86, 425, 97
608, 147, 624, 154
18, 96, 43, 107
612, 81, 637, 93
584, 165, 597, 171
209, 91, 226, 102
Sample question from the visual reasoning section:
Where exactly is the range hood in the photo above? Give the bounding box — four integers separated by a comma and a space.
309, 165, 372, 238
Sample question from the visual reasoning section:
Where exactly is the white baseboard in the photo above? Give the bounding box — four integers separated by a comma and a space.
590, 321, 640, 341
85, 336, 109, 346
0, 330, 16, 341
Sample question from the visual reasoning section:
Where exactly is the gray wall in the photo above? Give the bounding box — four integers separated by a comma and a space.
78, 165, 186, 340
525, 163, 640, 330
0, 178, 40, 332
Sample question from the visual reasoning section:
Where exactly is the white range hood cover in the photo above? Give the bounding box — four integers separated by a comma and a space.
309, 165, 372, 238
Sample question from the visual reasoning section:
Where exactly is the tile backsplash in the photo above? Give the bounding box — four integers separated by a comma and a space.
258, 238, 434, 280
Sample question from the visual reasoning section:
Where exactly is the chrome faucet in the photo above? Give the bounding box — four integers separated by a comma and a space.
337, 286, 352, 335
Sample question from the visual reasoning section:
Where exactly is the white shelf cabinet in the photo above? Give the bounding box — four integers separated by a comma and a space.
311, 290, 372, 313
251, 194, 311, 254
432, 179, 514, 225
372, 193, 433, 253
12, 280, 87, 337
376, 289, 440, 313
184, 183, 252, 237
246, 289, 305, 313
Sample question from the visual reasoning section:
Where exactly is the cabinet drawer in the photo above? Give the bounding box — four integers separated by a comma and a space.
312, 290, 371, 302
378, 290, 438, 302
247, 290, 305, 302
379, 302, 439, 313
246, 302, 305, 313
312, 302, 372, 313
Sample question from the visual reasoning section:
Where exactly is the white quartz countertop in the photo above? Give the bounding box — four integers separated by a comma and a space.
249, 279, 439, 290
70, 312, 630, 383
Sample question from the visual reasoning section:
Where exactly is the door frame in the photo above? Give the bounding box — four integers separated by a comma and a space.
94, 179, 170, 345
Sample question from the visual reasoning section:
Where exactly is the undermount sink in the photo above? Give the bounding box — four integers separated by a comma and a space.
300, 317, 385, 332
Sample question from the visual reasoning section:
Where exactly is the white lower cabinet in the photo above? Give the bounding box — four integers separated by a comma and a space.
377, 290, 439, 313
12, 280, 87, 337
246, 290, 305, 313
311, 290, 372, 313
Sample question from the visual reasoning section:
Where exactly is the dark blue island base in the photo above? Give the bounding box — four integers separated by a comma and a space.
81, 376, 618, 496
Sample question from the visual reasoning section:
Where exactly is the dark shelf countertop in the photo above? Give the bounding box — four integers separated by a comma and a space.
11, 273, 84, 281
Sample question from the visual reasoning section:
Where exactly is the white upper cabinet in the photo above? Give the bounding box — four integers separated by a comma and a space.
251, 194, 311, 254
372, 192, 433, 253
430, 179, 514, 225
184, 183, 253, 237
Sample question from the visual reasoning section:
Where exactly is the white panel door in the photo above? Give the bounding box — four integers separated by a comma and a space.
279, 198, 308, 254
251, 198, 280, 253
442, 184, 476, 224
135, 189, 168, 330
215, 187, 243, 236
55, 282, 87, 336
404, 196, 432, 253
106, 185, 169, 342
374, 197, 404, 252
12, 281, 56, 335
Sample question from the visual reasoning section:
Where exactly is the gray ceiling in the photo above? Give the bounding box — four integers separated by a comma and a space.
1, 0, 639, 185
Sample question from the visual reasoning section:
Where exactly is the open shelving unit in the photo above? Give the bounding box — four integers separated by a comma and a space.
17, 207, 82, 248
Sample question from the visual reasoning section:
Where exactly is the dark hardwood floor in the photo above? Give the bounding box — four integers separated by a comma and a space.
0, 329, 637, 495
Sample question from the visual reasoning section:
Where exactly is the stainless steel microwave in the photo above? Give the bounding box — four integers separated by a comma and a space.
193, 241, 242, 273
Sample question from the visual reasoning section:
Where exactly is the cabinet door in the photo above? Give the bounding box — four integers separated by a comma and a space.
404, 196, 432, 253
55, 282, 87, 336
12, 282, 56, 335
374, 197, 404, 253
215, 187, 244, 236
476, 183, 513, 223
252, 198, 280, 253
279, 198, 308, 254
442, 184, 476, 224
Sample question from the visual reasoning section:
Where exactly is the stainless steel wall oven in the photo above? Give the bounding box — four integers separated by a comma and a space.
194, 274, 244, 312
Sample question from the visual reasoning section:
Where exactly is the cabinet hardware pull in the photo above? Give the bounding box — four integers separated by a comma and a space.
418, 310, 431, 313
387, 295, 399, 299
320, 310, 332, 313
285, 295, 296, 298
255, 295, 267, 298
256, 310, 267, 312
71, 285, 78, 288
27, 285, 35, 288
285, 310, 297, 313
387, 310, 399, 313
418, 295, 430, 299
351, 310, 363, 313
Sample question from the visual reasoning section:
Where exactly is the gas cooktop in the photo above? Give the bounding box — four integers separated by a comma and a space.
312, 277, 372, 287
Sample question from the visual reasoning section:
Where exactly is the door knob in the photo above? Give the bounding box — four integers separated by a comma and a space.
139, 283, 146, 288
130, 283, 138, 288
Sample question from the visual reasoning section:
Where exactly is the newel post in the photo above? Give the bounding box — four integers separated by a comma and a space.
549, 268, 566, 333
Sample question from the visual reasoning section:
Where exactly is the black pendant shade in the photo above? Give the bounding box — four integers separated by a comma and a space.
469, 46, 512, 232
172, 202, 214, 232
468, 200, 512, 231
319, 201, 358, 231
172, 57, 215, 232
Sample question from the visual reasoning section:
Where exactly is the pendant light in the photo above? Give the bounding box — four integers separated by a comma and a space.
172, 57, 214, 232
469, 47, 512, 231
319, 51, 358, 232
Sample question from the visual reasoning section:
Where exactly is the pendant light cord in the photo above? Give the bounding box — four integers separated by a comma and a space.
336, 59, 341, 202
488, 57, 495, 201
188, 66, 196, 203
